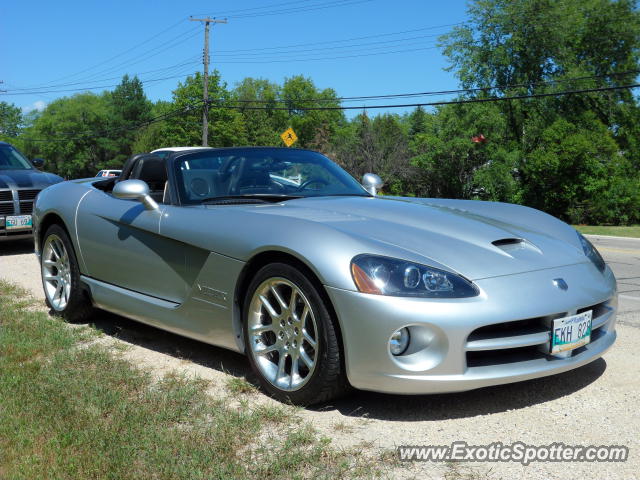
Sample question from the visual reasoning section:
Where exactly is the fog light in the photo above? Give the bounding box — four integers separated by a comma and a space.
389, 328, 410, 356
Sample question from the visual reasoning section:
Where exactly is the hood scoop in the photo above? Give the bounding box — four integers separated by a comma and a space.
492, 238, 542, 256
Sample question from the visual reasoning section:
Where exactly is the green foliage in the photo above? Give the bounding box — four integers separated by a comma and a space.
281, 75, 345, 149
20, 76, 153, 178
109, 75, 152, 164
24, 92, 116, 178
433, 0, 640, 223
0, 101, 23, 141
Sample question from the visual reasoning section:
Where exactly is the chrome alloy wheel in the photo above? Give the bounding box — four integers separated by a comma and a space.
42, 234, 72, 311
247, 277, 319, 391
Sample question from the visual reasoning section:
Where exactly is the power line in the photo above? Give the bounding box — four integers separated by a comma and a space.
192, 0, 329, 16
213, 84, 640, 111
64, 26, 202, 85
213, 34, 443, 58
17, 19, 190, 90
0, 71, 198, 96
230, 70, 640, 104
195, 0, 374, 19
5, 58, 201, 92
14, 84, 640, 142
19, 100, 206, 142
6, 21, 459, 94
8, 24, 200, 94
215, 45, 442, 63
214, 23, 461, 53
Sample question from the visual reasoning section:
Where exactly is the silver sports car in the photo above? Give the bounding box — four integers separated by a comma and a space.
33, 147, 617, 405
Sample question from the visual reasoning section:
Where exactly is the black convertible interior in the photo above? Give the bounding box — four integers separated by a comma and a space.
95, 153, 170, 203
92, 148, 361, 206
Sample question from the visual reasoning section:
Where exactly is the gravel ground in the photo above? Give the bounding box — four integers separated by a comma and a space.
1, 236, 639, 480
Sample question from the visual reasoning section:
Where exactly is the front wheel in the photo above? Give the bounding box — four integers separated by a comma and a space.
243, 263, 347, 405
41, 224, 94, 323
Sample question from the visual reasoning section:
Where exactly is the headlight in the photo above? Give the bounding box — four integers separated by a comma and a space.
577, 231, 606, 273
350, 254, 479, 298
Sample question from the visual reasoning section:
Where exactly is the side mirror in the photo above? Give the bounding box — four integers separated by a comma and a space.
362, 173, 384, 196
112, 179, 158, 210
32, 158, 45, 168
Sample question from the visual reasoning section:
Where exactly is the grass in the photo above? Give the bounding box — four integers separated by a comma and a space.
574, 225, 640, 238
225, 376, 258, 395
0, 281, 385, 480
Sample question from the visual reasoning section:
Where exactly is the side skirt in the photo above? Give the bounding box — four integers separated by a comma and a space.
81, 275, 242, 353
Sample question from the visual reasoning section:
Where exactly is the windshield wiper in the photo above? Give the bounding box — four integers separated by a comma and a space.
201, 194, 303, 205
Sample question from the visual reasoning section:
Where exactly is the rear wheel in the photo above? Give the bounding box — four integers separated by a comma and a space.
243, 263, 347, 405
41, 224, 94, 323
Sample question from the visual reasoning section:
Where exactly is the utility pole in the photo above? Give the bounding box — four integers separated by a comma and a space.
190, 17, 227, 147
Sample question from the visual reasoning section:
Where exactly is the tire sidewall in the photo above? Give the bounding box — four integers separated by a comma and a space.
41, 224, 90, 321
242, 262, 340, 405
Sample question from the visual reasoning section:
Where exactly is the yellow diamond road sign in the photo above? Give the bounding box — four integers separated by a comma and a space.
280, 127, 298, 147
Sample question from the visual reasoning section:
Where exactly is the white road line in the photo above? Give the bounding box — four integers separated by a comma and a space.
585, 234, 640, 243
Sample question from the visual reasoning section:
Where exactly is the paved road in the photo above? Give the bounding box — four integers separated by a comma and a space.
587, 235, 640, 327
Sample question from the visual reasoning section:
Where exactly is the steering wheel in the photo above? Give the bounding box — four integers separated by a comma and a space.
296, 178, 330, 191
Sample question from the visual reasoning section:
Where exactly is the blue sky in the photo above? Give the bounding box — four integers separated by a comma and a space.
2, 0, 470, 117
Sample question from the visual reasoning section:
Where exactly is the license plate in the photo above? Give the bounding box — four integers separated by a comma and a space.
551, 310, 592, 354
5, 215, 32, 231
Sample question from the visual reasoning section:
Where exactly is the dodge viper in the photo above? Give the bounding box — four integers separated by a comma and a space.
33, 147, 617, 404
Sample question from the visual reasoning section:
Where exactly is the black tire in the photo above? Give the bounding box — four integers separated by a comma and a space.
40, 224, 94, 323
242, 262, 348, 405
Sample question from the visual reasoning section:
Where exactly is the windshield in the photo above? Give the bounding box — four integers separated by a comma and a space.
0, 145, 33, 170
175, 148, 368, 204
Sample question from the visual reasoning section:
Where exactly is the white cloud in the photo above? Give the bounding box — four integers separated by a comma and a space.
21, 100, 47, 113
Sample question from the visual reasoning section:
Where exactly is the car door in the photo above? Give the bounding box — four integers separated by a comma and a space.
75, 188, 188, 304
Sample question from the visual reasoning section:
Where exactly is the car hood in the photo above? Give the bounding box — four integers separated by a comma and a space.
0, 169, 63, 189
257, 196, 588, 280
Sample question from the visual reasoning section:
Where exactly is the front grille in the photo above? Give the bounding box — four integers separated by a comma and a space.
0, 203, 14, 215
0, 190, 12, 202
467, 346, 546, 367
465, 301, 612, 368
19, 201, 34, 214
15, 189, 40, 215
18, 189, 40, 201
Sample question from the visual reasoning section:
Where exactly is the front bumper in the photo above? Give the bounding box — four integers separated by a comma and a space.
326, 262, 617, 394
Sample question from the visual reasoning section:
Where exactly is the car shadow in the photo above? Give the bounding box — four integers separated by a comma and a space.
83, 308, 607, 422
0, 239, 34, 256
87, 309, 250, 379
314, 358, 607, 421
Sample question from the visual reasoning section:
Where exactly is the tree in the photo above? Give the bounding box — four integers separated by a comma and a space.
435, 0, 640, 222
408, 106, 428, 138
25, 93, 116, 178
133, 71, 249, 150
519, 114, 620, 222
0, 102, 23, 141
109, 75, 152, 165
332, 112, 423, 195
411, 101, 510, 198
281, 76, 345, 149
232, 77, 287, 146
